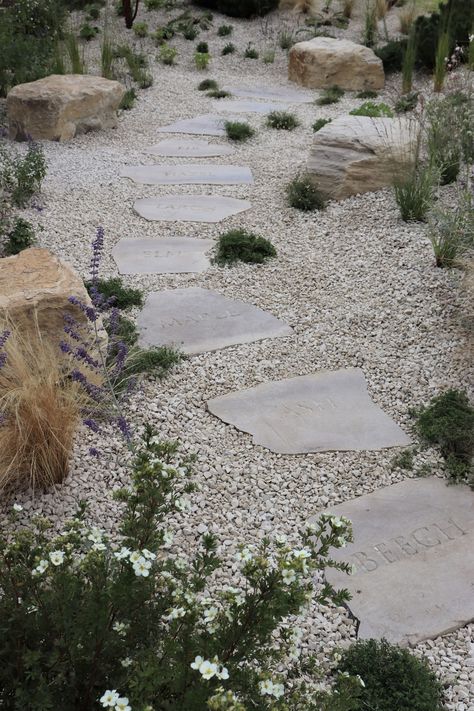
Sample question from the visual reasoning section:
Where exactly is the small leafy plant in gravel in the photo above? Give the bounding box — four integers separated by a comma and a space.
196, 40, 209, 53
286, 174, 326, 211
119, 87, 137, 110
428, 192, 474, 268
153, 25, 175, 44
217, 23, 233, 36
133, 21, 148, 37
0, 141, 47, 208
195, 51, 210, 70
266, 111, 300, 130
207, 89, 231, 99
4, 217, 35, 255
85, 277, 144, 310
312, 118, 332, 132
395, 91, 419, 113
159, 44, 178, 65
79, 23, 100, 41
198, 78, 218, 90
263, 48, 275, 63
336, 638, 445, 711
349, 101, 393, 117
414, 389, 474, 485
225, 121, 255, 142
316, 85, 344, 105
86, 3, 102, 20
278, 29, 295, 50
244, 43, 259, 59
356, 89, 378, 99
390, 448, 415, 471
222, 42, 236, 55
182, 23, 199, 40
214, 229, 277, 265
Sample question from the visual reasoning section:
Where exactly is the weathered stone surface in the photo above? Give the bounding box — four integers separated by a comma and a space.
224, 85, 313, 103
289, 37, 384, 91
137, 287, 292, 355
157, 114, 238, 136
144, 139, 235, 157
213, 100, 281, 114
307, 116, 417, 200
121, 164, 253, 185
112, 237, 213, 274
7, 74, 125, 141
313, 478, 474, 646
0, 248, 105, 351
134, 196, 251, 223
207, 369, 410, 454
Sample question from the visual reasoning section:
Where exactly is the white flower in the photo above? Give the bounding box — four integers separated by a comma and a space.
129, 551, 142, 564
114, 547, 131, 560
133, 557, 152, 577
121, 657, 133, 668
191, 655, 204, 670
162, 531, 173, 548
114, 697, 131, 711
113, 621, 128, 635
88, 527, 104, 544
164, 606, 186, 621
13, 504, 23, 512
203, 606, 218, 624
235, 547, 253, 563
33, 559, 49, 575
92, 542, 107, 552
175, 497, 190, 512
142, 548, 156, 560
282, 568, 296, 584
216, 665, 229, 680
275, 533, 287, 544
184, 591, 195, 604
174, 557, 187, 571
292, 549, 311, 561
356, 675, 365, 687
259, 679, 275, 696
49, 550, 65, 566
198, 660, 218, 680
100, 690, 119, 707
336, 536, 347, 548
272, 682, 284, 698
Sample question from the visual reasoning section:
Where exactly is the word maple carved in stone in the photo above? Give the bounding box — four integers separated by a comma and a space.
137, 287, 292, 355
314, 478, 474, 646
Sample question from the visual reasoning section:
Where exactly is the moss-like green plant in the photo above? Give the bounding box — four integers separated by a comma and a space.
266, 111, 299, 130
312, 118, 332, 132
85, 277, 143, 310
316, 85, 344, 106
79, 23, 99, 41
196, 40, 209, 53
214, 229, 276, 265
119, 88, 137, 110
286, 175, 325, 212
122, 345, 183, 380
349, 101, 394, 117
225, 121, 255, 142
198, 78, 218, 91
208, 89, 231, 99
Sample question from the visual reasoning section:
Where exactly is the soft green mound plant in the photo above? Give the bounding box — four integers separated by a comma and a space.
195, 52, 210, 69
217, 23, 233, 35
207, 89, 231, 98
0, 428, 362, 708
394, 165, 436, 222
0, 142, 47, 208
244, 43, 259, 59
337, 638, 445, 711
122, 345, 183, 381
159, 44, 178, 65
86, 3, 101, 19
225, 121, 255, 142
4, 218, 36, 256
428, 192, 474, 268
153, 25, 175, 44
349, 101, 394, 117
356, 89, 378, 99
119, 87, 137, 110
375, 39, 406, 73
316, 85, 344, 106
182, 24, 199, 40
198, 78, 218, 90
214, 229, 277, 265
266, 111, 300, 131
395, 91, 419, 114
85, 277, 144, 310
79, 23, 100, 41
196, 40, 209, 53
312, 118, 332, 132
222, 42, 236, 55
414, 389, 474, 484
133, 21, 148, 37
286, 175, 326, 212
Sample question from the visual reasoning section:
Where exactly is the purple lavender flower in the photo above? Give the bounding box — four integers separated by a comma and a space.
59, 340, 72, 354
89, 447, 101, 458
0, 330, 10, 370
117, 416, 132, 441
90, 226, 105, 286
74, 346, 100, 371
68, 296, 98, 323
84, 418, 100, 433
71, 370, 104, 402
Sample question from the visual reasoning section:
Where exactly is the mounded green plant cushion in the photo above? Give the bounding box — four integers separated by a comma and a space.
215, 229, 276, 265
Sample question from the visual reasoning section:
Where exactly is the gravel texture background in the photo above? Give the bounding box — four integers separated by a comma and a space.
1, 1, 473, 707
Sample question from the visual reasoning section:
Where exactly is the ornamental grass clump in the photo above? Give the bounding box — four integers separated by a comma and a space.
225, 121, 255, 142
286, 174, 326, 211
316, 85, 344, 106
428, 192, 474, 268
266, 111, 300, 130
0, 424, 363, 708
215, 229, 277, 265
312, 118, 332, 132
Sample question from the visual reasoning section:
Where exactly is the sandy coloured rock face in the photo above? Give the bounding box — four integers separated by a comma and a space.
7, 74, 125, 141
307, 116, 417, 200
288, 37, 384, 91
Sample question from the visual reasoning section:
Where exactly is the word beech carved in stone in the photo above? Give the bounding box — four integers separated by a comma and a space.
314, 478, 474, 646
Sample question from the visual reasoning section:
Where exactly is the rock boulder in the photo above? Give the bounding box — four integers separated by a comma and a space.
7, 74, 125, 141
289, 37, 384, 91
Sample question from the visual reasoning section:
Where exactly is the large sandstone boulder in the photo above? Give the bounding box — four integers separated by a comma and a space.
307, 116, 417, 200
7, 74, 125, 141
0, 248, 106, 357
289, 37, 384, 91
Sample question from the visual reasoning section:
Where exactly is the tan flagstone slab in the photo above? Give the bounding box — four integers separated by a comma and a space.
207, 369, 411, 454
312, 478, 474, 646
112, 237, 213, 274
134, 195, 251, 223
144, 139, 235, 157
121, 164, 253, 185
137, 287, 293, 355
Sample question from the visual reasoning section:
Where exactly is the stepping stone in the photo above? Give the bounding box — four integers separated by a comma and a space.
121, 164, 254, 186
207, 369, 410, 454
112, 237, 213, 274
224, 85, 313, 104
134, 196, 251, 223
137, 287, 292, 355
144, 139, 235, 157
212, 100, 281, 114
313, 478, 474, 646
157, 114, 238, 136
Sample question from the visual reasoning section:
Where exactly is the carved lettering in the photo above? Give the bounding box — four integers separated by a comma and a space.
373, 542, 400, 564
411, 526, 441, 547
351, 551, 378, 573
432, 518, 467, 541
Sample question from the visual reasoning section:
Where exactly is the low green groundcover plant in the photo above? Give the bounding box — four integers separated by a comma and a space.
208, 89, 231, 99
316, 86, 344, 106
266, 111, 299, 131
356, 90, 378, 99
85, 277, 144, 310
336, 638, 444, 711
0, 428, 364, 709
312, 118, 332, 132
286, 175, 326, 212
414, 389, 474, 484
349, 101, 394, 118
198, 78, 218, 91
4, 217, 36, 255
215, 229, 276, 265
222, 42, 236, 55
225, 121, 255, 142
395, 92, 419, 114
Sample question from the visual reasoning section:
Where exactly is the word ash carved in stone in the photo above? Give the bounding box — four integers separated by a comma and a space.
313, 478, 474, 646
137, 287, 293, 355
112, 237, 213, 274
207, 369, 411, 454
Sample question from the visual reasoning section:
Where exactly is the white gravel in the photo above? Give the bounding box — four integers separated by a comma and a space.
1, 1, 473, 707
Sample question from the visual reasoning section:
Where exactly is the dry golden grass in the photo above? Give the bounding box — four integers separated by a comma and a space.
342, 0, 355, 18
399, 2, 417, 34
375, 0, 388, 19
0, 321, 89, 493
279, 0, 317, 13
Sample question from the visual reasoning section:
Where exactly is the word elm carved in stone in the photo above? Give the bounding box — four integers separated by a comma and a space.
120, 164, 254, 186
137, 287, 292, 355
313, 478, 474, 646
207, 368, 410, 454
134, 195, 251, 223
112, 237, 213, 274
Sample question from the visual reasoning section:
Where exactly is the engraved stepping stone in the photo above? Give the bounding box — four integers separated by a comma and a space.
313, 478, 474, 646
212, 100, 281, 114
137, 287, 292, 355
157, 114, 239, 136
224, 85, 313, 103
121, 164, 254, 186
207, 369, 411, 454
144, 139, 235, 157
134, 196, 251, 223
112, 237, 213, 274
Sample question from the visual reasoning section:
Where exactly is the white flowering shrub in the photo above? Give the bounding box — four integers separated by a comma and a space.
0, 426, 363, 710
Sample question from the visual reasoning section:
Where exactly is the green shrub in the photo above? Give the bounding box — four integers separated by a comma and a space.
0, 142, 47, 208
159, 44, 178, 65
312, 118, 332, 132
375, 39, 406, 73
79, 23, 99, 40
266, 111, 299, 130
86, 4, 101, 20
349, 101, 394, 117
428, 192, 474, 268
337, 639, 445, 711
215, 229, 277, 265
192, 0, 279, 19
244, 43, 259, 59
153, 25, 175, 44
394, 165, 436, 222
217, 23, 233, 35
207, 89, 231, 98
85, 277, 144, 310
414, 0, 474, 70
286, 175, 325, 212
222, 42, 236, 55
395, 91, 419, 113
198, 78, 218, 90
133, 21, 148, 37
195, 52, 210, 70
225, 121, 255, 142
4, 218, 36, 256
182, 24, 199, 40
196, 40, 209, 53
316, 85, 344, 106
356, 89, 378, 99
144, 0, 165, 8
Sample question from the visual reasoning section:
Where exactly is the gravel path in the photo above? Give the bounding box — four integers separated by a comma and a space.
2, 1, 473, 707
